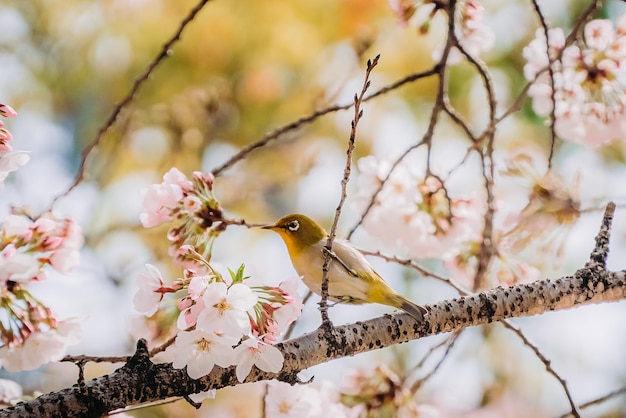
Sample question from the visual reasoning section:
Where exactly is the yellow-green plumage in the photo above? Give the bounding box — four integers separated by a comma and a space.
262, 214, 427, 321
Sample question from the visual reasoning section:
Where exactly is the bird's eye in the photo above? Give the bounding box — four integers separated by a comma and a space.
287, 220, 299, 232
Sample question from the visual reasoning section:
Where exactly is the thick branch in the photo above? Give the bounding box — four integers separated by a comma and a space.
1, 204, 620, 416
4, 264, 625, 417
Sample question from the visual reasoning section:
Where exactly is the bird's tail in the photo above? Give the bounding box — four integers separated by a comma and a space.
368, 280, 428, 322
399, 298, 427, 321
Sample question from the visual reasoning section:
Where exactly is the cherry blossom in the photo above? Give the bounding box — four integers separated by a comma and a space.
0, 152, 28, 187
169, 329, 237, 379
133, 264, 165, 316
524, 16, 626, 146
0, 379, 22, 406
265, 381, 322, 418
0, 105, 16, 118
0, 318, 82, 372
389, 0, 494, 63
196, 282, 257, 335
233, 337, 284, 382
353, 155, 483, 260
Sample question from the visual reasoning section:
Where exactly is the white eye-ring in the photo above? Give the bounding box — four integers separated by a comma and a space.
288, 220, 300, 232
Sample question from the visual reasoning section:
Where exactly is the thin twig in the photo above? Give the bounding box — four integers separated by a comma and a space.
358, 249, 469, 295
503, 320, 581, 418
346, 27, 454, 240
53, 0, 214, 204
530, 0, 558, 167
410, 331, 460, 391
557, 386, 626, 417
319, 55, 380, 330
453, 37, 497, 293
211, 66, 439, 177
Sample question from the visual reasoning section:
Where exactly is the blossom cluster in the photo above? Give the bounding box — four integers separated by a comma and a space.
263, 366, 432, 417
140, 167, 227, 264
0, 210, 83, 371
134, 257, 302, 382
265, 380, 355, 418
524, 15, 626, 146
389, 0, 494, 63
0, 104, 28, 187
353, 153, 579, 289
354, 156, 483, 261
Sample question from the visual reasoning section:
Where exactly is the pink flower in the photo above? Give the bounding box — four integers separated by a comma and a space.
170, 329, 237, 379
273, 278, 303, 331
0, 253, 41, 282
0, 104, 17, 118
0, 318, 82, 372
524, 17, 626, 146
139, 182, 184, 228
196, 282, 257, 336
176, 297, 205, 330
0, 379, 22, 405
388, 0, 418, 26
0, 152, 29, 186
1, 214, 32, 240
233, 337, 284, 382
163, 167, 193, 191
265, 381, 322, 418
133, 264, 165, 316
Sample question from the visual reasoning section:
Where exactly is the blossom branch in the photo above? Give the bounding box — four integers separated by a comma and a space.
4, 203, 624, 417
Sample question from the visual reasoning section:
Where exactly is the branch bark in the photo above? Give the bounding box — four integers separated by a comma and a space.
3, 203, 624, 417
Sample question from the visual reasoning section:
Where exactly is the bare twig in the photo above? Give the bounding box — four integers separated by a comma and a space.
358, 249, 469, 295
530, 0, 558, 167
319, 55, 380, 329
503, 320, 580, 418
410, 331, 460, 391
346, 20, 455, 240
211, 66, 439, 177
558, 386, 626, 417
54, 0, 214, 204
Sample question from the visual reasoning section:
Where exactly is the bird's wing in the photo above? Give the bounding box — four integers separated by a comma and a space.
332, 240, 382, 284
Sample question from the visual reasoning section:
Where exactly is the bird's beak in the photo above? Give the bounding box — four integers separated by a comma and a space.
261, 223, 275, 230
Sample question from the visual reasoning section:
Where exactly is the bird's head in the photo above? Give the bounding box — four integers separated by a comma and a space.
262, 213, 327, 253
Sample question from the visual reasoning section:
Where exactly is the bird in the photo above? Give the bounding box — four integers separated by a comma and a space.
262, 213, 427, 321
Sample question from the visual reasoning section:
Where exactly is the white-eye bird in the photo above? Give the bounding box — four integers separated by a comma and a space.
262, 213, 427, 321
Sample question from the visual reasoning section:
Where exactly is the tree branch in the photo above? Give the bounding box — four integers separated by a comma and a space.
4, 204, 623, 417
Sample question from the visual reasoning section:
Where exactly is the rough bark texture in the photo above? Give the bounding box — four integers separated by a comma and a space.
1, 204, 623, 417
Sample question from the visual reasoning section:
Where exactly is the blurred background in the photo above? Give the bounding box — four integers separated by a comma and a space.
2, 0, 626, 416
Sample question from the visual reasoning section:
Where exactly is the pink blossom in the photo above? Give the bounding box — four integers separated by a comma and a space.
196, 282, 257, 336
0, 379, 22, 405
524, 17, 626, 146
170, 329, 237, 379
0, 104, 16, 118
176, 297, 205, 330
139, 182, 183, 228
133, 264, 165, 316
265, 381, 322, 418
163, 167, 193, 190
273, 278, 303, 331
0, 152, 29, 186
388, 0, 418, 26
1, 214, 32, 239
354, 156, 484, 260
0, 318, 81, 372
0, 253, 40, 282
233, 337, 284, 382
